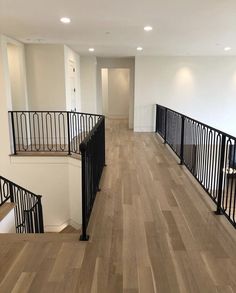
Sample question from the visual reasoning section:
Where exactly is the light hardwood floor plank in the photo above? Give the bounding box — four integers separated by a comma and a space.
0, 119, 236, 292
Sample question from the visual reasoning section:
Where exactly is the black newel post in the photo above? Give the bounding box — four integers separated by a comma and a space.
38, 196, 44, 233
215, 134, 226, 215
102, 117, 106, 167
164, 108, 167, 144
67, 112, 71, 155
155, 105, 158, 133
180, 115, 185, 165
9, 182, 14, 203
79, 143, 89, 241
10, 112, 16, 155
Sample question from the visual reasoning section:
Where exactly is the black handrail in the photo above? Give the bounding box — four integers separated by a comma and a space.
8, 110, 105, 240
79, 117, 106, 241
0, 176, 44, 233
156, 104, 236, 228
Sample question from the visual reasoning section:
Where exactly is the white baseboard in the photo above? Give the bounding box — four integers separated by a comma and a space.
106, 115, 128, 120
134, 126, 155, 132
44, 219, 81, 232
44, 221, 69, 233
69, 219, 81, 230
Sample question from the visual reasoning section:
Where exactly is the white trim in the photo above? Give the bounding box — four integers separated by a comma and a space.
44, 219, 81, 232
69, 219, 81, 230
1, 35, 29, 111
44, 220, 70, 233
134, 126, 155, 132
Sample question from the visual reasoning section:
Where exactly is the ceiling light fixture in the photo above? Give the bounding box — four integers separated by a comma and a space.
88, 48, 95, 52
137, 47, 143, 51
224, 47, 232, 51
144, 26, 153, 31
60, 17, 71, 24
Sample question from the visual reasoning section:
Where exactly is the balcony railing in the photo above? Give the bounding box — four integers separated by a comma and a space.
0, 176, 44, 233
79, 117, 105, 240
156, 104, 236, 229
9, 110, 106, 240
9, 111, 102, 155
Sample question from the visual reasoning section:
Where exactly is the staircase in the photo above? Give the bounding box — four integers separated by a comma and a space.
0, 202, 16, 233
60, 225, 80, 233
0, 176, 44, 233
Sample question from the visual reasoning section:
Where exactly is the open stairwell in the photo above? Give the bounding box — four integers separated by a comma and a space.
0, 203, 16, 233
0, 176, 44, 234
7, 110, 105, 239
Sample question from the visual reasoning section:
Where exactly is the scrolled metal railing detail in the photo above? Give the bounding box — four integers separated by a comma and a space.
9, 110, 102, 155
156, 104, 236, 228
0, 176, 44, 233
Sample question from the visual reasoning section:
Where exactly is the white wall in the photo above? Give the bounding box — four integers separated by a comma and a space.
7, 43, 28, 110
25, 44, 66, 110
1, 36, 28, 111
134, 56, 236, 136
64, 45, 81, 111
0, 36, 82, 232
0, 208, 15, 233
26, 44, 81, 112
101, 68, 108, 116
8, 156, 82, 232
97, 57, 135, 128
80, 56, 97, 113
68, 159, 82, 229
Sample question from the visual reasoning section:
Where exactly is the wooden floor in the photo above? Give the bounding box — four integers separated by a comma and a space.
1, 119, 236, 292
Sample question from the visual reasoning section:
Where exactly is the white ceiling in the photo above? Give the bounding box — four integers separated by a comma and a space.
1, 0, 236, 56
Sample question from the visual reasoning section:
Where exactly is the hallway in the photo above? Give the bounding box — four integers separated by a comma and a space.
1, 119, 236, 292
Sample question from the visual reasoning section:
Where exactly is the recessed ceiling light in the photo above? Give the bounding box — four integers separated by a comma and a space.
88, 48, 95, 52
224, 47, 232, 51
144, 26, 153, 31
137, 47, 143, 51
60, 17, 71, 24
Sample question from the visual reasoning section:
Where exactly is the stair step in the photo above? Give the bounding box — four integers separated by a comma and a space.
0, 202, 16, 222
0, 233, 80, 243
60, 225, 80, 233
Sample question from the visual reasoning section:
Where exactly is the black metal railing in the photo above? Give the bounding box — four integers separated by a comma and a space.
79, 116, 106, 241
9, 110, 105, 240
0, 176, 44, 233
156, 104, 236, 228
9, 111, 102, 155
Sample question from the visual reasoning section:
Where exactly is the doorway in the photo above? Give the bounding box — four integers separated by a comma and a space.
101, 68, 131, 121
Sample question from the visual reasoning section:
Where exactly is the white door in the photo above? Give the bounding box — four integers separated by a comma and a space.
69, 60, 77, 112
68, 60, 80, 144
